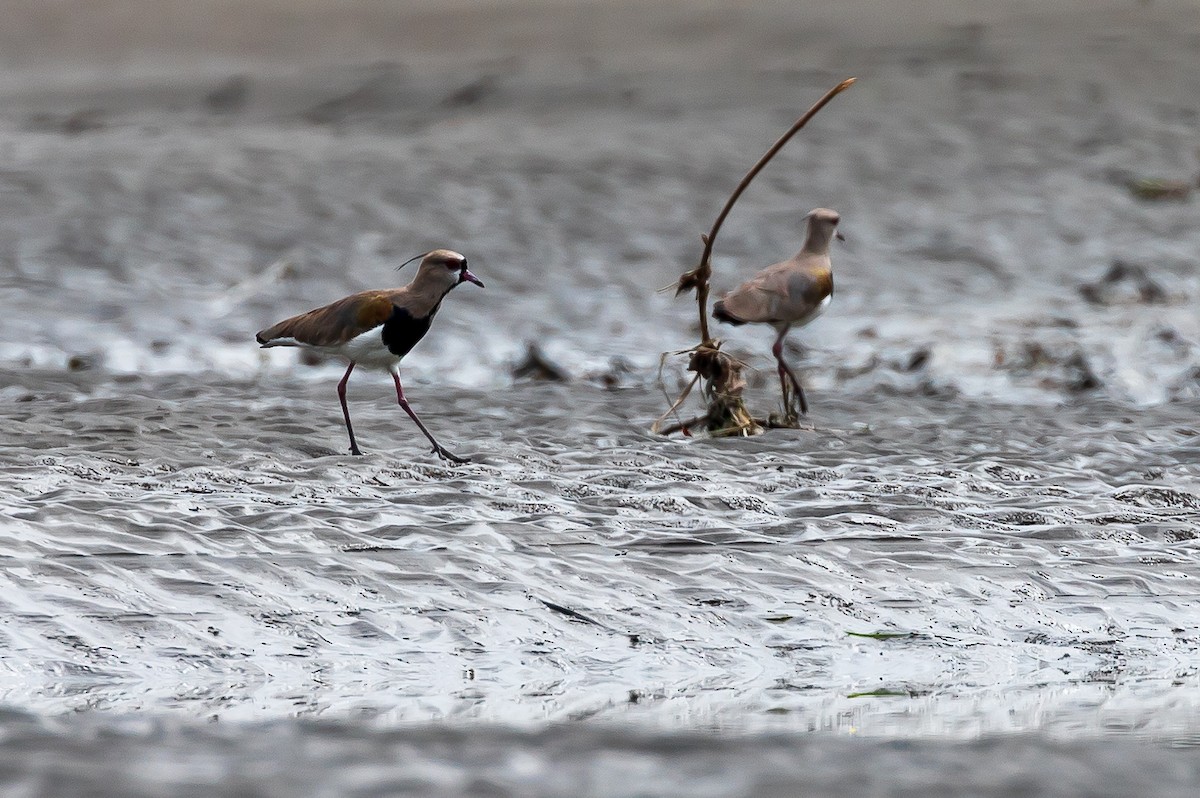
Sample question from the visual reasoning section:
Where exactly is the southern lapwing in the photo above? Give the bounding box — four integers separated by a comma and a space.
256, 249, 483, 462
713, 208, 842, 416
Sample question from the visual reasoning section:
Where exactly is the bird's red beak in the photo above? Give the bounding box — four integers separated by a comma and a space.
460, 268, 485, 287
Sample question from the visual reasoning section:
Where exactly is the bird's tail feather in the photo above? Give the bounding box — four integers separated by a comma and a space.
712, 300, 746, 326
256, 321, 297, 347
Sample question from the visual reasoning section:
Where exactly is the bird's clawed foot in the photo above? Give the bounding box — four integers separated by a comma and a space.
775, 358, 809, 425
777, 406, 804, 428
768, 410, 814, 430
432, 445, 470, 465
778, 382, 809, 427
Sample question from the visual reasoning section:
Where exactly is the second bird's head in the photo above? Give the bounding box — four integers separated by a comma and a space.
804, 208, 845, 246
402, 249, 485, 290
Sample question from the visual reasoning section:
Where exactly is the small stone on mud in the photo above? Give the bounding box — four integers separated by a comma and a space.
836, 354, 879, 380
589, 357, 636, 389
1128, 177, 1192, 201
1079, 260, 1167, 305
205, 75, 250, 114
67, 353, 102, 372
1064, 351, 1102, 392
904, 348, 931, 372
512, 342, 570, 382
443, 75, 498, 107
29, 109, 106, 135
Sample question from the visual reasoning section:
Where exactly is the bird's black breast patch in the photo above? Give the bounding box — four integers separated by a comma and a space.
381, 304, 438, 358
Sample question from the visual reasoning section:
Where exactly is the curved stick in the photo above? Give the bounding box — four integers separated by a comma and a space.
676, 77, 857, 344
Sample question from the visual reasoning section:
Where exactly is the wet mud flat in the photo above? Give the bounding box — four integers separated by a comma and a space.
1, 0, 1200, 793
1, 369, 1200, 796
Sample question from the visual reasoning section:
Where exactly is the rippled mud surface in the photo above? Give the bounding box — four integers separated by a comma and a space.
2, 370, 1199, 793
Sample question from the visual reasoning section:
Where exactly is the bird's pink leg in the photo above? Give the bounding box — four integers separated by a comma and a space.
337, 362, 363, 455
391, 369, 469, 464
772, 329, 808, 416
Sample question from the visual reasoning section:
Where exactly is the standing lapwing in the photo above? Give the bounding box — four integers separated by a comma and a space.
256, 249, 484, 462
713, 208, 843, 416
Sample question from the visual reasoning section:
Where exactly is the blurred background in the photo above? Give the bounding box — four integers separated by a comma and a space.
1, 0, 1197, 402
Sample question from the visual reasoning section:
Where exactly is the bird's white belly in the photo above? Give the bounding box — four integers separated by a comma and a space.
330, 328, 400, 369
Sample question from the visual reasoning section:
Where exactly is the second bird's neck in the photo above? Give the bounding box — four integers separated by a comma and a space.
800, 228, 834, 255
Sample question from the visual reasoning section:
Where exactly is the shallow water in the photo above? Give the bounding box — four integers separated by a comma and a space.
3, 0, 1200, 794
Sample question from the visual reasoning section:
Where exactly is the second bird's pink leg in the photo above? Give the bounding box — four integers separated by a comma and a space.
772, 330, 808, 416
391, 369, 469, 464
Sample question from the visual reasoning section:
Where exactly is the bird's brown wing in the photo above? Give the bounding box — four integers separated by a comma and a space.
718, 262, 795, 324
719, 260, 832, 325
256, 291, 397, 347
